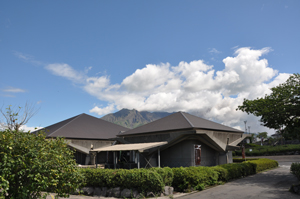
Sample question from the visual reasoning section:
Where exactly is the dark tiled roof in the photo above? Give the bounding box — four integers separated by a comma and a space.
34, 113, 129, 139
120, 112, 243, 136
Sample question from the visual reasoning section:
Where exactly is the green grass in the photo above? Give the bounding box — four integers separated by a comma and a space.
235, 144, 300, 156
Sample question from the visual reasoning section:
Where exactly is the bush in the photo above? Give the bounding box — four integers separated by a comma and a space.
290, 162, 300, 180
235, 144, 300, 156
80, 158, 279, 194
211, 166, 228, 182
80, 168, 164, 193
0, 130, 83, 198
247, 158, 278, 173
172, 166, 218, 192
216, 162, 256, 181
233, 158, 259, 163
149, 167, 174, 186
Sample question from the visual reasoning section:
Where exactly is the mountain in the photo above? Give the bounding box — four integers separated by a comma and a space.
101, 109, 172, 129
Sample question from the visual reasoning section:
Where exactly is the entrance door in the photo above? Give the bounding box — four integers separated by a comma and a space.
194, 145, 201, 166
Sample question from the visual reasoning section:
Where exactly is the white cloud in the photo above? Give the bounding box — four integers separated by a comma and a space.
89, 104, 115, 115
2, 87, 26, 93
45, 63, 86, 83
122, 63, 174, 92
14, 51, 42, 66
20, 125, 43, 133
209, 48, 221, 54
46, 47, 291, 135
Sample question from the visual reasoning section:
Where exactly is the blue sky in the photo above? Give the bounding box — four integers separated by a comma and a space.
0, 1, 299, 134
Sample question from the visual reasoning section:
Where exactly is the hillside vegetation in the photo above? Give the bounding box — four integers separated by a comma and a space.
101, 109, 172, 129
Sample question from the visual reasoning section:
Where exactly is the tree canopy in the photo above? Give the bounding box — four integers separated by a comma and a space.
237, 73, 300, 140
0, 129, 83, 198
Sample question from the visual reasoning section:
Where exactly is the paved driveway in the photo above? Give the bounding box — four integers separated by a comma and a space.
179, 155, 300, 199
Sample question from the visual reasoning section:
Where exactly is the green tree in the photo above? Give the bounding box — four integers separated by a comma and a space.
237, 73, 300, 140
257, 132, 268, 146
0, 129, 83, 198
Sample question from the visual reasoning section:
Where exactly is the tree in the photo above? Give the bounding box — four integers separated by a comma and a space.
0, 103, 38, 132
0, 129, 83, 198
257, 132, 268, 146
237, 73, 300, 140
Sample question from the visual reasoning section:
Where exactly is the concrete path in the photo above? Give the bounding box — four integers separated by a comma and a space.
44, 155, 300, 199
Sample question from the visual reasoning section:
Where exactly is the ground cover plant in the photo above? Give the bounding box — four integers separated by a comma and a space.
235, 144, 300, 156
0, 129, 83, 199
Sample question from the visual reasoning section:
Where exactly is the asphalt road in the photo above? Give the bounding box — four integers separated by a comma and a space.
179, 155, 300, 199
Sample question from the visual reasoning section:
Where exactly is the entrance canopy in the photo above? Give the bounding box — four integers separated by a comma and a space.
92, 141, 167, 153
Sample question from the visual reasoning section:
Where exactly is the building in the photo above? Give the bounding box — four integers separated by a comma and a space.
34, 113, 129, 165
92, 112, 248, 168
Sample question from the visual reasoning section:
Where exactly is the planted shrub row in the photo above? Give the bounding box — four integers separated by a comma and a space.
235, 144, 300, 156
291, 162, 300, 180
80, 158, 278, 194
80, 168, 164, 193
172, 166, 219, 191
171, 158, 278, 191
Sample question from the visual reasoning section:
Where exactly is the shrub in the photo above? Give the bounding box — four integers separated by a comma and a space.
290, 162, 300, 180
149, 167, 174, 186
235, 144, 300, 156
172, 166, 218, 192
0, 130, 83, 199
233, 158, 259, 163
216, 162, 256, 181
80, 168, 164, 193
211, 166, 228, 181
247, 158, 278, 173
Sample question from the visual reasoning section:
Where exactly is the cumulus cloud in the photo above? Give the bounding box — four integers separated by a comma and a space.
46, 47, 291, 135
89, 104, 115, 115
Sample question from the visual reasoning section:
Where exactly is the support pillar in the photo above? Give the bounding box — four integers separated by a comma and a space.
113, 151, 116, 169
137, 152, 140, 169
90, 151, 97, 165
96, 152, 98, 168
158, 148, 160, 168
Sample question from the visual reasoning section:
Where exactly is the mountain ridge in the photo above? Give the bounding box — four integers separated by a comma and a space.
101, 109, 173, 129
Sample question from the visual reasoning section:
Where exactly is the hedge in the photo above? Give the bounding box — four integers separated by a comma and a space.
216, 162, 256, 181
149, 167, 173, 186
80, 168, 164, 193
233, 158, 259, 163
235, 144, 300, 156
171, 158, 278, 191
172, 166, 219, 191
79, 158, 278, 194
291, 162, 300, 180
247, 158, 278, 173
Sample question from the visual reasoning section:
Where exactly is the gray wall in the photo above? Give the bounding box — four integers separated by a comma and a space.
160, 139, 218, 167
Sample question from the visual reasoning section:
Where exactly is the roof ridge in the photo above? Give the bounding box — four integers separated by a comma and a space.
180, 112, 194, 128
184, 112, 242, 132
47, 113, 84, 137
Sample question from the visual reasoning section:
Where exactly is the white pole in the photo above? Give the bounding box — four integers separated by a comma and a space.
158, 148, 161, 168
137, 152, 140, 169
